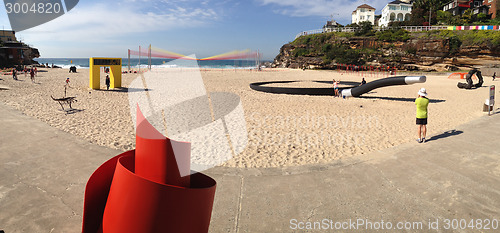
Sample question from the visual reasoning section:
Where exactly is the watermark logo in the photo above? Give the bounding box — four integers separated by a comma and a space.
3, 0, 79, 32
128, 56, 248, 173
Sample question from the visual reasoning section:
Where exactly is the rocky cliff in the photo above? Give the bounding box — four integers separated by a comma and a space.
0, 38, 40, 67
273, 30, 500, 72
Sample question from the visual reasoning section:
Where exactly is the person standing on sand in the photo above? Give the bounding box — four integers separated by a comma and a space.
105, 75, 110, 90
415, 88, 429, 143
333, 79, 339, 97
30, 68, 35, 83
493, 72, 496, 81
359, 78, 366, 86
12, 68, 17, 80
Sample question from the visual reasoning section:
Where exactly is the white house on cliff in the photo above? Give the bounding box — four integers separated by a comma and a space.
379, 0, 413, 27
351, 4, 376, 25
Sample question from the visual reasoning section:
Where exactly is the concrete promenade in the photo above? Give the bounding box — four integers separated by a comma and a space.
1, 102, 499, 232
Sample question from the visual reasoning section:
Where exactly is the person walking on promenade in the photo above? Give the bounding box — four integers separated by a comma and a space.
415, 88, 429, 143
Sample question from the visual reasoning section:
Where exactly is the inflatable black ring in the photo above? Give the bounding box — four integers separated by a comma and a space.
249, 81, 356, 96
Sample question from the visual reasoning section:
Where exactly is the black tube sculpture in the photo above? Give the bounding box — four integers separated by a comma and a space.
458, 69, 483, 89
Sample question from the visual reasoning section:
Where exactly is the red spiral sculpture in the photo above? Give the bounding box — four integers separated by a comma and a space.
82, 107, 216, 233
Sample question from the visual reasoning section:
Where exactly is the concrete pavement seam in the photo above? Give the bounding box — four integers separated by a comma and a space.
234, 175, 244, 233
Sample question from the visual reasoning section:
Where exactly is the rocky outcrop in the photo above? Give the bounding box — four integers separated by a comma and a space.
273, 33, 500, 72
22, 47, 40, 65
273, 44, 295, 68
0, 36, 40, 67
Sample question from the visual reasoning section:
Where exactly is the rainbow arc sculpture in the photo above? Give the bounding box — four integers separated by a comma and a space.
127, 45, 261, 70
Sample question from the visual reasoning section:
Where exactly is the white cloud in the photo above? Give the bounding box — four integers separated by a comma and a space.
16, 1, 219, 44
4, 0, 223, 57
257, 0, 388, 24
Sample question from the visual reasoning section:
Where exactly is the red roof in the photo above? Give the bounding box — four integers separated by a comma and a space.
357, 4, 375, 10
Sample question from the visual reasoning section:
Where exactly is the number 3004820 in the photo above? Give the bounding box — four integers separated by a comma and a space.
5, 2, 62, 14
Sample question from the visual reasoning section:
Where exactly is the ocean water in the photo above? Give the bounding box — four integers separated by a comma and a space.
34, 58, 265, 70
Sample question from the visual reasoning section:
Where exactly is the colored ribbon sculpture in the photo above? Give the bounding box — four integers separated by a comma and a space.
129, 47, 258, 61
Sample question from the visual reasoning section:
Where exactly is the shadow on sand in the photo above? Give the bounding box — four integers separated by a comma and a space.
425, 129, 463, 143
359, 96, 446, 103
61, 109, 85, 115
314, 80, 361, 86
95, 87, 150, 93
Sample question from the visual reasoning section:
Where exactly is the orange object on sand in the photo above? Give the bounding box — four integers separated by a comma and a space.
448, 72, 477, 79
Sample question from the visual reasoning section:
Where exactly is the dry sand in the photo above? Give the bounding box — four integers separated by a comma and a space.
0, 68, 494, 168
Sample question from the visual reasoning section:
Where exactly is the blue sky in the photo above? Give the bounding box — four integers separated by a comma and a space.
1, 0, 388, 60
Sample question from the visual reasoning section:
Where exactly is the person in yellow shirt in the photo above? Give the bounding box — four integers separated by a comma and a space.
415, 88, 429, 143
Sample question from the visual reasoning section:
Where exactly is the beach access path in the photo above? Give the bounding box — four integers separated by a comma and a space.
1, 101, 499, 232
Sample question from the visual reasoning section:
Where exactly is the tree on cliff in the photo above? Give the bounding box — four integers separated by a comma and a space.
345, 22, 375, 36
410, 0, 449, 26
323, 44, 364, 66
497, 0, 500, 18
355, 21, 375, 36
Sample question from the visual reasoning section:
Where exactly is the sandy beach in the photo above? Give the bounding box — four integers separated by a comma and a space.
0, 68, 494, 168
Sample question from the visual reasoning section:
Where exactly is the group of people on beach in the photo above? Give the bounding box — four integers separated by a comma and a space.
11, 66, 37, 83
63, 75, 110, 91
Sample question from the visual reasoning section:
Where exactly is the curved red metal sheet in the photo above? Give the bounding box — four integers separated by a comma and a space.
82, 107, 216, 233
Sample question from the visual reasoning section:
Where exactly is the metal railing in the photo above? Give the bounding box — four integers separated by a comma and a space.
399, 26, 449, 32
295, 25, 498, 39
